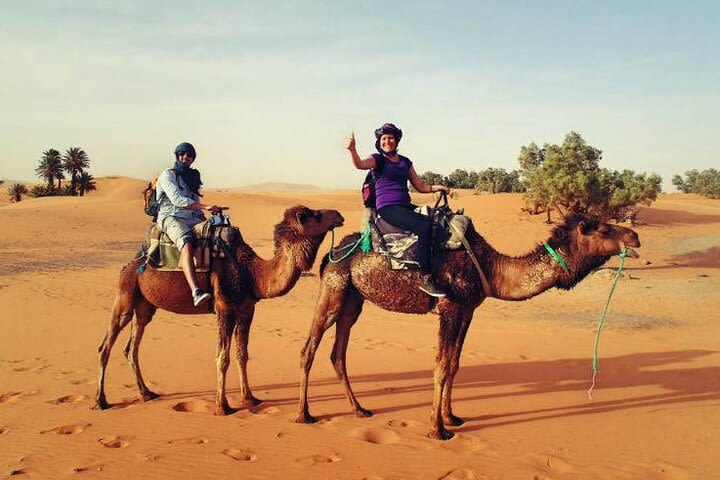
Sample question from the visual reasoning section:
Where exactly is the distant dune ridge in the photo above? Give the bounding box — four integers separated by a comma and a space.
0, 175, 718, 479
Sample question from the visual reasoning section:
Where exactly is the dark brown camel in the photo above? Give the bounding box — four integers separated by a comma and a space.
96, 205, 344, 414
296, 214, 640, 440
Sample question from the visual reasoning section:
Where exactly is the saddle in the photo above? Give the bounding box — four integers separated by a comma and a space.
366, 201, 469, 270
141, 218, 239, 272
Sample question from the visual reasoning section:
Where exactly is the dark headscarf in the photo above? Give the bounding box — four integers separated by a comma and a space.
174, 160, 202, 194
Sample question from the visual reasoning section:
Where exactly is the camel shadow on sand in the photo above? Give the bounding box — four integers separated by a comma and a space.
150, 349, 719, 430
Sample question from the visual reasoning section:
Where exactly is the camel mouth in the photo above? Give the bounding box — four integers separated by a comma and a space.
620, 241, 640, 258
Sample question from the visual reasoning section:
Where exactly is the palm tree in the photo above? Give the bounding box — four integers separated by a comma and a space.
35, 149, 64, 190
76, 172, 97, 196
62, 147, 90, 196
7, 183, 28, 203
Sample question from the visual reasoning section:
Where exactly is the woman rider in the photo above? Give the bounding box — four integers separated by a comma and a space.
346, 123, 449, 297
155, 142, 221, 307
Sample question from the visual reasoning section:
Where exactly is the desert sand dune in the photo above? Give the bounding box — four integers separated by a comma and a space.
0, 178, 718, 479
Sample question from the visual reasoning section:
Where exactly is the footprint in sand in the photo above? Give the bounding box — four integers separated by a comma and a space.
41, 423, 91, 435
0, 426, 10, 434
350, 427, 401, 445
7, 468, 28, 476
168, 437, 208, 445
223, 448, 258, 462
98, 435, 131, 448
527, 452, 575, 475
437, 468, 477, 480
73, 462, 104, 473
69, 378, 93, 386
0, 390, 38, 404
49, 394, 87, 405
387, 419, 423, 428
448, 434, 488, 454
172, 400, 213, 413
295, 453, 341, 466
139, 453, 161, 462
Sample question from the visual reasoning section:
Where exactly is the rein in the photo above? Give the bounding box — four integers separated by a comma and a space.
327, 228, 369, 263
448, 221, 493, 298
587, 248, 628, 400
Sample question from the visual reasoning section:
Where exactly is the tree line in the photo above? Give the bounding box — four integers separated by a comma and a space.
4, 147, 96, 202
419, 131, 717, 222
672, 169, 720, 199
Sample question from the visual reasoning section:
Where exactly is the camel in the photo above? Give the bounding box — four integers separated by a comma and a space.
296, 213, 640, 440
95, 205, 344, 415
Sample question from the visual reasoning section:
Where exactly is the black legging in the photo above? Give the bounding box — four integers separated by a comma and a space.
377, 204, 432, 273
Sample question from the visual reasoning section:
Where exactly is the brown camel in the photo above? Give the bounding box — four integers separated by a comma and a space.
96, 205, 344, 414
296, 213, 640, 440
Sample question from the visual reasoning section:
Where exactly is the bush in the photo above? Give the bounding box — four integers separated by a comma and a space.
519, 132, 662, 221
672, 169, 720, 199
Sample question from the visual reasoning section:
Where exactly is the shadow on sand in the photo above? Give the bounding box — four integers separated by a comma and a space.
154, 349, 719, 430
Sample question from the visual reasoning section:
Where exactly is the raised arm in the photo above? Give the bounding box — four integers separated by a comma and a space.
408, 165, 449, 195
346, 131, 377, 170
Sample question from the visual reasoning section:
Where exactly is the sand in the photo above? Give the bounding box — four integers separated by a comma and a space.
0, 178, 718, 479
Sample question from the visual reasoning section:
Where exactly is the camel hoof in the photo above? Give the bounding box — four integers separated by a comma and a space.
354, 407, 373, 418
93, 399, 111, 410
142, 391, 160, 402
444, 414, 465, 426
428, 429, 455, 441
295, 412, 317, 424
242, 396, 262, 407
214, 405, 237, 416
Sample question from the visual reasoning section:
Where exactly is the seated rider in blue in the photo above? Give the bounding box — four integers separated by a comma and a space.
346, 123, 450, 298
155, 142, 222, 307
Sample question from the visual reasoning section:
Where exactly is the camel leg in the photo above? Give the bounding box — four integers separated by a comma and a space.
330, 292, 371, 417
296, 283, 344, 424
213, 311, 236, 415
233, 305, 261, 407
429, 310, 463, 440
125, 298, 159, 402
95, 292, 135, 409
441, 308, 474, 427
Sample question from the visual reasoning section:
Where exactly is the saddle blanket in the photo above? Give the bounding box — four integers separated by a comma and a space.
144, 220, 236, 272
366, 207, 469, 270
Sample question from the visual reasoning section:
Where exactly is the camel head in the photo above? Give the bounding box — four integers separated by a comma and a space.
565, 214, 641, 258
274, 205, 344, 248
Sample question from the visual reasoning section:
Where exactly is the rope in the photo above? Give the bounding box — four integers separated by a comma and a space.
327, 227, 369, 263
448, 220, 493, 297
587, 248, 628, 400
543, 242, 570, 273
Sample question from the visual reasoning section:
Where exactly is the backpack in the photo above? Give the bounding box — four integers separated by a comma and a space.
143, 178, 161, 220
143, 168, 175, 221
361, 154, 385, 208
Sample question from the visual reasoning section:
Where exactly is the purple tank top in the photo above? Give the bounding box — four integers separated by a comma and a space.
374, 154, 413, 210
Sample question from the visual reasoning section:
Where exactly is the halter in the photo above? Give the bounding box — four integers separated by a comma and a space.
543, 242, 570, 273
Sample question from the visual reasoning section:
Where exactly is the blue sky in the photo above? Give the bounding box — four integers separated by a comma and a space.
1, 1, 717, 190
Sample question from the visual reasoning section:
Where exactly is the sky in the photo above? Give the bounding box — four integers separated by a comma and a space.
1, 1, 718, 190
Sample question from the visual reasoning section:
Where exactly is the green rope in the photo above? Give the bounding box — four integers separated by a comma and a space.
588, 248, 628, 400
327, 226, 370, 263
543, 242, 570, 273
